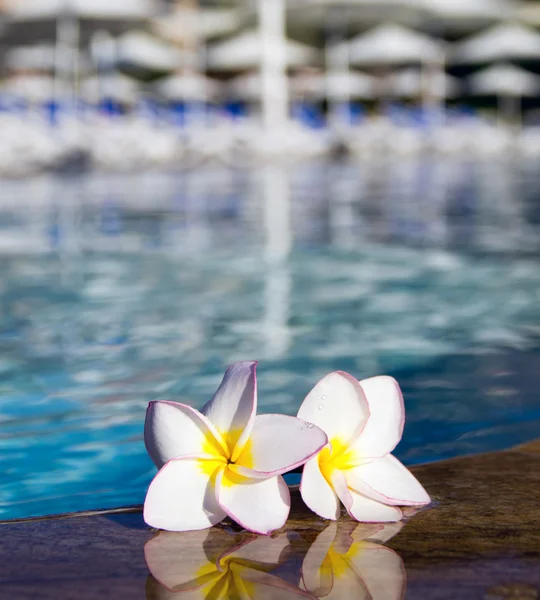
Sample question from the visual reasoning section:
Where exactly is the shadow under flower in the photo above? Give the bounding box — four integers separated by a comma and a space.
145, 522, 406, 600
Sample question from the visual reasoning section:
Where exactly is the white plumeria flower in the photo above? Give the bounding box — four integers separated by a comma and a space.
144, 361, 327, 535
298, 372, 430, 522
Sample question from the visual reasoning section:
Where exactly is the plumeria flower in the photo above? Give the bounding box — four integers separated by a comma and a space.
145, 527, 314, 599
298, 372, 430, 522
144, 361, 327, 535
301, 521, 406, 600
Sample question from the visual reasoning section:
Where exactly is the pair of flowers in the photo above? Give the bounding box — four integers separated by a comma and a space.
144, 361, 430, 535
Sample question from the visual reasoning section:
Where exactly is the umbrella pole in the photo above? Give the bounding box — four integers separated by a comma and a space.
258, 0, 289, 132
498, 93, 521, 129
55, 8, 80, 112
325, 7, 349, 131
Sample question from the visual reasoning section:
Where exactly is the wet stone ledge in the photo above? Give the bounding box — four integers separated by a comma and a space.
0, 440, 539, 599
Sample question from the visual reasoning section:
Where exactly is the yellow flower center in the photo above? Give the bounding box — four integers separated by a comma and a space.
197, 431, 255, 486
319, 437, 360, 483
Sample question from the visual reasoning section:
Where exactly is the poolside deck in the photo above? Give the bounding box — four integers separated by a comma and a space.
1, 440, 539, 599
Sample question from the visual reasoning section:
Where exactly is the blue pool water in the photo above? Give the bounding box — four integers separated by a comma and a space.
0, 159, 539, 520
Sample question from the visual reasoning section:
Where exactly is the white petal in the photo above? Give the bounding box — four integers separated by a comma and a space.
300, 455, 340, 520
230, 533, 291, 566
301, 523, 337, 596
329, 469, 402, 522
322, 568, 371, 600
347, 542, 406, 600
353, 376, 405, 459
146, 576, 208, 600
144, 530, 220, 592
216, 469, 290, 534
145, 401, 226, 468
233, 415, 327, 478
201, 361, 257, 461
235, 565, 315, 599
297, 371, 370, 445
362, 522, 404, 544
144, 458, 226, 531
346, 489, 403, 523
346, 454, 430, 506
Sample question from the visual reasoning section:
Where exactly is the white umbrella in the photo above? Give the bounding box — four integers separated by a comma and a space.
117, 31, 188, 73
291, 70, 378, 100
2, 0, 157, 107
81, 73, 139, 104
467, 63, 540, 126
155, 73, 221, 102
152, 7, 244, 44
391, 68, 461, 99
207, 29, 318, 71
419, 0, 514, 31
5, 43, 59, 72
337, 23, 443, 66
1, 73, 63, 103
467, 63, 540, 97
3, 0, 154, 21
286, 0, 423, 29
451, 23, 540, 64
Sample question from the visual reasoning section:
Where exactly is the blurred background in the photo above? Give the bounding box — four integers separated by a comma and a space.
0, 0, 539, 520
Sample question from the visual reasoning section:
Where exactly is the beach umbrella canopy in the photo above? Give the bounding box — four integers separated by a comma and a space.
419, 0, 514, 31
116, 31, 188, 74
0, 0, 156, 43
450, 23, 540, 64
467, 63, 540, 97
291, 69, 378, 99
152, 7, 244, 45
0, 73, 64, 102
207, 29, 318, 72
335, 24, 443, 67
286, 0, 423, 30
5, 43, 58, 72
81, 73, 140, 104
155, 73, 222, 102
390, 67, 461, 98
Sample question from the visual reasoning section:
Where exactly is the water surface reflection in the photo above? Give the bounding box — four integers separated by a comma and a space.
1, 158, 540, 519
145, 522, 405, 600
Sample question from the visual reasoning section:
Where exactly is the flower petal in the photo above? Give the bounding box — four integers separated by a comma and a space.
345, 454, 430, 506
216, 469, 290, 534
346, 542, 406, 600
201, 361, 257, 461
144, 530, 220, 592
301, 523, 337, 596
300, 455, 340, 520
144, 457, 226, 531
235, 565, 315, 599
352, 376, 405, 459
363, 522, 404, 544
229, 533, 291, 566
330, 470, 402, 522
145, 401, 226, 468
297, 371, 370, 445
232, 414, 327, 478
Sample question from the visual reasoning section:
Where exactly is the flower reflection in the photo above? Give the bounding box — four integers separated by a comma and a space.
145, 521, 406, 600
301, 522, 406, 600
145, 528, 312, 600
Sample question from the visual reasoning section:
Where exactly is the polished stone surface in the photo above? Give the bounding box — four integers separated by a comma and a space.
1, 441, 539, 599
